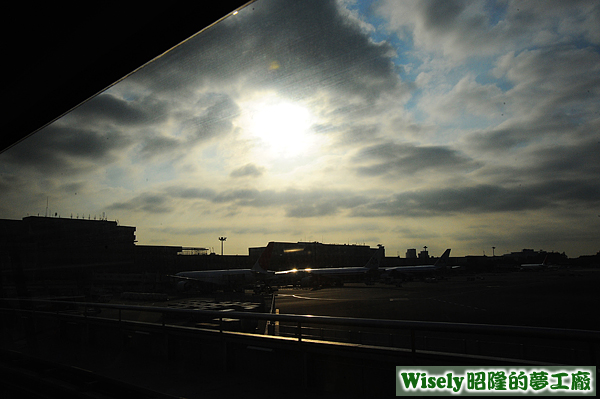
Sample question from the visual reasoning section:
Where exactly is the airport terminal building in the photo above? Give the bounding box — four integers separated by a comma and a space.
0, 216, 137, 270
248, 241, 382, 271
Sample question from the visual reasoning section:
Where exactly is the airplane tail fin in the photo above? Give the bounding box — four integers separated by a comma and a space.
433, 249, 451, 268
365, 246, 384, 270
252, 242, 275, 273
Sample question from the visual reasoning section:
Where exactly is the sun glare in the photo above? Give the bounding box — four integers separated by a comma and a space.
244, 99, 317, 157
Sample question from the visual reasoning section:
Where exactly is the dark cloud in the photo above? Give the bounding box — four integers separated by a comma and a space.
282, 189, 368, 218
72, 93, 168, 127
108, 186, 369, 218
353, 184, 546, 217
476, 138, 600, 204
129, 0, 402, 102
2, 124, 130, 173
137, 92, 240, 159
0, 173, 22, 194
107, 192, 173, 214
467, 128, 525, 152
494, 46, 600, 97
213, 189, 261, 204
533, 179, 600, 205
353, 141, 480, 177
422, 0, 468, 31
528, 139, 600, 181
168, 186, 217, 200
230, 163, 265, 178
467, 112, 598, 153
217, 187, 369, 218
183, 93, 239, 144
138, 135, 182, 159
286, 202, 339, 218
353, 173, 600, 218
59, 182, 86, 195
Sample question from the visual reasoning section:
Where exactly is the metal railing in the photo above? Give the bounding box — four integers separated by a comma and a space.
2, 297, 598, 364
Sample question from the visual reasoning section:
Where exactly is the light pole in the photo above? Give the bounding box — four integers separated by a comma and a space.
492, 246, 496, 257
218, 236, 227, 256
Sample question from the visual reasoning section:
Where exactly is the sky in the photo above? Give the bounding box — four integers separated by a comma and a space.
1, 0, 599, 258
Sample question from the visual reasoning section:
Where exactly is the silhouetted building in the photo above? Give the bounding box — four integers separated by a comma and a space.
1, 216, 136, 270
405, 248, 417, 258
502, 248, 548, 264
1, 216, 140, 296
248, 242, 381, 271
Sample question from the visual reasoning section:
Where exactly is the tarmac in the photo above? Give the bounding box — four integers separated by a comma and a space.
273, 269, 600, 331
2, 268, 598, 398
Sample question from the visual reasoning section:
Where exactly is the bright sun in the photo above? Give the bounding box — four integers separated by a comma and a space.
244, 98, 316, 157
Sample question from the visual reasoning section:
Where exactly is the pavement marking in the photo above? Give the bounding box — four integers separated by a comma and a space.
277, 293, 337, 301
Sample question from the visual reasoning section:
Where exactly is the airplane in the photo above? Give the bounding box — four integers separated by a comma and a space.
278, 246, 385, 288
172, 241, 276, 293
519, 255, 549, 271
379, 249, 451, 282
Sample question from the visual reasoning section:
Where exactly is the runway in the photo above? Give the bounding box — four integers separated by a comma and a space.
273, 269, 600, 331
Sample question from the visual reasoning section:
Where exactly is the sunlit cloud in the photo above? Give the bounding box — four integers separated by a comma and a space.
1, 0, 598, 257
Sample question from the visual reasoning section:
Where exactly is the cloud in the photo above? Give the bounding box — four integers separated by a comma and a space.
4, 0, 405, 176
127, 0, 403, 102
0, 173, 23, 194
182, 93, 240, 144
474, 137, 600, 197
353, 141, 480, 177
168, 186, 217, 200
212, 188, 262, 205
286, 202, 339, 218
2, 0, 599, 257
58, 181, 86, 195
2, 124, 131, 174
107, 192, 174, 214
107, 185, 370, 218
528, 139, 600, 182
136, 92, 240, 159
69, 92, 168, 127
492, 46, 600, 114
420, 74, 506, 122
282, 189, 368, 218
376, 0, 600, 60
353, 184, 547, 218
230, 163, 265, 178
